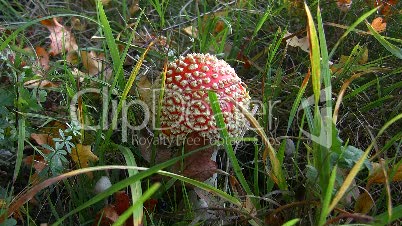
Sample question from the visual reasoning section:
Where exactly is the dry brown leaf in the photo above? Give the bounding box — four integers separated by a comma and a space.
40, 18, 78, 56
374, 0, 398, 16
214, 20, 226, 33
31, 133, 54, 147
100, 0, 111, 5
358, 47, 369, 64
137, 130, 172, 164
71, 17, 86, 31
285, 32, 309, 53
23, 155, 47, 173
181, 149, 217, 182
24, 79, 58, 88
67, 49, 80, 65
93, 205, 119, 226
337, 0, 352, 11
183, 26, 198, 38
170, 133, 217, 182
35, 47, 50, 71
129, 0, 140, 15
368, 162, 402, 185
113, 191, 131, 215
370, 17, 387, 33
70, 144, 99, 168
354, 189, 374, 214
81, 51, 105, 76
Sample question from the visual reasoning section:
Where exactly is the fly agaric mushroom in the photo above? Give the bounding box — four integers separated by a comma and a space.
158, 53, 251, 215
160, 53, 250, 146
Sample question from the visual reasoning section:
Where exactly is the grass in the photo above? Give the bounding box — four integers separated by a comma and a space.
1, 0, 402, 225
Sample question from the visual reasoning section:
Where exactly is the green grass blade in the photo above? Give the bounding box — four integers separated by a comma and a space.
96, 0, 123, 89
304, 2, 321, 106
207, 91, 253, 196
318, 166, 337, 226
252, 6, 271, 40
13, 115, 25, 182
328, 7, 378, 59
366, 21, 402, 59
119, 146, 143, 226
286, 72, 310, 133
234, 100, 287, 190
157, 170, 242, 207
151, 62, 167, 166
253, 142, 260, 195
282, 218, 300, 226
51, 149, 200, 225
374, 204, 402, 225
104, 42, 152, 145
112, 183, 161, 226
317, 5, 332, 116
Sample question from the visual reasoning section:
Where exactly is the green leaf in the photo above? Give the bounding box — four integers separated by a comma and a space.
331, 146, 372, 170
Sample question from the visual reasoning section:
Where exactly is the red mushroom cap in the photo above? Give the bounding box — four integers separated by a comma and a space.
160, 53, 250, 144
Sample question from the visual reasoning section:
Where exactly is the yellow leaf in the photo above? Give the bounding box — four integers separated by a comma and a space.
70, 144, 98, 168
0, 199, 5, 208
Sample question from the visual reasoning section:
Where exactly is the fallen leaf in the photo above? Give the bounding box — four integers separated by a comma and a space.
41, 18, 78, 56
129, 0, 140, 15
71, 17, 86, 31
70, 144, 98, 168
285, 32, 309, 53
368, 161, 402, 186
137, 129, 172, 164
24, 79, 58, 88
370, 17, 387, 33
93, 205, 119, 226
81, 50, 106, 76
337, 0, 352, 11
181, 149, 217, 182
114, 191, 131, 215
31, 133, 54, 147
183, 26, 198, 38
354, 190, 374, 214
23, 155, 47, 173
214, 20, 226, 33
374, 0, 398, 15
143, 199, 158, 212
35, 47, 50, 71
229, 174, 246, 197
